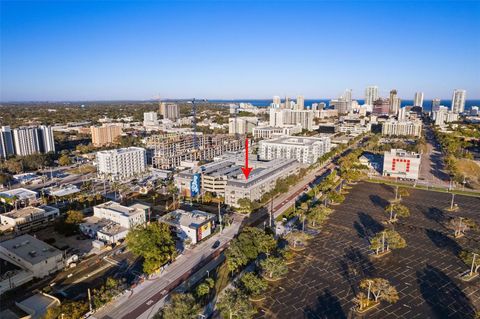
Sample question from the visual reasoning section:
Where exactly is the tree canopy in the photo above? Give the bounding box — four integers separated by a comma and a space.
126, 223, 177, 274
217, 289, 256, 319
161, 293, 201, 319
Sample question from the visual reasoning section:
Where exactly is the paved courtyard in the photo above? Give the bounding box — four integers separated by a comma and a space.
255, 182, 480, 319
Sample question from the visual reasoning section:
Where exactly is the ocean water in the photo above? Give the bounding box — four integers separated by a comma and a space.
210, 99, 480, 112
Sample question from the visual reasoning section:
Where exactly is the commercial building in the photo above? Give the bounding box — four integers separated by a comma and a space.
174, 155, 300, 206
329, 98, 351, 115
252, 125, 302, 139
269, 108, 314, 131
2, 126, 55, 157
0, 234, 64, 293
80, 201, 149, 244
160, 209, 216, 244
451, 89, 466, 113
414, 92, 424, 107
296, 96, 305, 110
96, 147, 147, 181
143, 112, 159, 127
365, 86, 379, 106
228, 117, 258, 135
159, 102, 180, 121
146, 134, 244, 169
383, 149, 421, 180
0, 205, 60, 233
91, 124, 122, 146
338, 122, 371, 135
224, 158, 300, 207
259, 136, 331, 164
381, 120, 422, 137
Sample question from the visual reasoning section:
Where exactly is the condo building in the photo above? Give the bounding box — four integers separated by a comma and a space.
252, 125, 302, 139
269, 108, 314, 131
228, 117, 258, 135
259, 136, 331, 164
143, 112, 159, 127
159, 102, 180, 121
365, 86, 379, 106
91, 124, 122, 146
96, 147, 147, 181
381, 120, 422, 137
1, 126, 55, 157
451, 89, 466, 114
414, 92, 424, 107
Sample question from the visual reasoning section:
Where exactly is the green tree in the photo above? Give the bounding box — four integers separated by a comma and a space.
306, 206, 333, 228
260, 257, 288, 279
203, 191, 213, 203
285, 231, 312, 248
126, 223, 176, 274
161, 293, 201, 319
65, 210, 84, 224
43, 301, 89, 319
240, 272, 268, 297
459, 250, 480, 275
58, 154, 72, 166
370, 230, 406, 255
327, 191, 345, 204
93, 277, 122, 308
384, 203, 410, 223
0, 173, 12, 186
357, 278, 399, 307
217, 289, 256, 319
237, 198, 254, 214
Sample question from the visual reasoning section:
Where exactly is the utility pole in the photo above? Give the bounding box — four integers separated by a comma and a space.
382, 231, 386, 253
470, 253, 478, 276
450, 193, 455, 210
218, 201, 223, 231
88, 288, 93, 312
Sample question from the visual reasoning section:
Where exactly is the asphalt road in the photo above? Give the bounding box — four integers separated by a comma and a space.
419, 126, 450, 187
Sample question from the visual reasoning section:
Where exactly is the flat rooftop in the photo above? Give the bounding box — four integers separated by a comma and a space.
95, 201, 145, 216
0, 188, 38, 200
46, 185, 80, 197
0, 234, 62, 265
386, 148, 421, 158
2, 206, 45, 219
261, 136, 330, 146
161, 209, 215, 229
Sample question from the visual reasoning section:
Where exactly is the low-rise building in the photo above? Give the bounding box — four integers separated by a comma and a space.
0, 205, 60, 233
258, 136, 332, 164
252, 125, 302, 139
0, 188, 38, 206
160, 209, 216, 244
0, 235, 64, 293
383, 149, 421, 180
80, 201, 149, 243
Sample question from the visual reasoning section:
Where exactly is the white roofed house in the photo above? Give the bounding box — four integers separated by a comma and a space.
160, 209, 216, 245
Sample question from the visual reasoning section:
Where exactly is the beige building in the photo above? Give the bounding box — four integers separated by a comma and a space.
91, 125, 122, 146
159, 102, 180, 121
381, 120, 422, 137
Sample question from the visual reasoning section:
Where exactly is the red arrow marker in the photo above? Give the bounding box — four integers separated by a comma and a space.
241, 138, 253, 179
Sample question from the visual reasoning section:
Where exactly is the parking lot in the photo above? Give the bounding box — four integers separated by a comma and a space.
255, 182, 480, 319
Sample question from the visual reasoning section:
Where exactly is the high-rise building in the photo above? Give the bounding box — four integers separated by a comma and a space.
269, 108, 314, 131
0, 126, 15, 159
389, 90, 400, 115
96, 147, 147, 181
296, 96, 305, 110
228, 117, 258, 135
272, 96, 281, 108
414, 92, 424, 107
432, 98, 441, 111
451, 89, 466, 113
344, 89, 352, 102
159, 102, 180, 121
143, 112, 159, 126
365, 86, 379, 106
11, 126, 55, 156
91, 125, 122, 147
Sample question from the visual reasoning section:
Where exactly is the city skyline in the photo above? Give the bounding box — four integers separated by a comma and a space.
1, 0, 479, 101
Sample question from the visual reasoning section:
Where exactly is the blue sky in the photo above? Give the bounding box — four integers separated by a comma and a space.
1, 0, 479, 101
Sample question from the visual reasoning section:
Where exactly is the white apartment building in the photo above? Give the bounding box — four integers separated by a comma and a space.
414, 92, 424, 107
451, 89, 466, 114
143, 112, 159, 126
252, 124, 302, 139
383, 149, 421, 180
269, 108, 314, 131
432, 109, 459, 126
10, 126, 55, 156
381, 120, 422, 137
228, 117, 258, 135
259, 136, 332, 164
0, 205, 60, 233
338, 122, 371, 135
365, 86, 379, 106
96, 147, 147, 181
